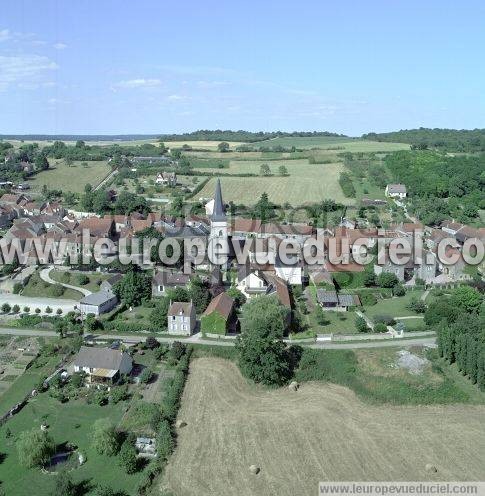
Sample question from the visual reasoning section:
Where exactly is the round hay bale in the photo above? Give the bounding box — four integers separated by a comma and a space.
249, 465, 260, 475
425, 464, 437, 473
288, 381, 299, 391
176, 420, 187, 429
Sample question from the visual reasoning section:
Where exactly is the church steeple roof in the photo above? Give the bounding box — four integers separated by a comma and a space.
211, 178, 226, 221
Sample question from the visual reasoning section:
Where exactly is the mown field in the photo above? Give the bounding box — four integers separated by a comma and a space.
194, 160, 353, 206
162, 357, 485, 496
255, 136, 410, 151
27, 159, 110, 193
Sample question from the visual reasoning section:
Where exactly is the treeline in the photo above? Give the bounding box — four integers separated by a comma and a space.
385, 150, 485, 225
339, 172, 356, 198
158, 129, 347, 143
362, 128, 485, 152
430, 286, 485, 390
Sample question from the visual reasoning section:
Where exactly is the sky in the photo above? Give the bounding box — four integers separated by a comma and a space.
1, 0, 484, 136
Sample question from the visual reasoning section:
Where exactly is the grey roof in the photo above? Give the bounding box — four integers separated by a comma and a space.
106, 273, 123, 286
74, 346, 129, 370
80, 290, 117, 306
316, 290, 339, 304
168, 301, 194, 316
387, 184, 407, 193
316, 290, 357, 307
153, 270, 191, 286
211, 178, 226, 222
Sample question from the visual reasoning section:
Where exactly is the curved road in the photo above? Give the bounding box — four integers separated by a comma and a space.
39, 267, 92, 297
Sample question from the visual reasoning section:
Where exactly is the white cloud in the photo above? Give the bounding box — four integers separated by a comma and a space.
114, 78, 161, 89
0, 54, 58, 91
0, 29, 10, 42
53, 42, 67, 50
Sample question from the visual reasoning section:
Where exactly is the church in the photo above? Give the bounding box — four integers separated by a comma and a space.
207, 178, 229, 269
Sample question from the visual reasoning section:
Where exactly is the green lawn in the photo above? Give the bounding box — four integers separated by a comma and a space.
48, 270, 109, 293
0, 393, 146, 495
21, 271, 83, 300
27, 159, 110, 194
363, 290, 425, 320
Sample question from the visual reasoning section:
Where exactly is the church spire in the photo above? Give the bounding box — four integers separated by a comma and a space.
211, 178, 226, 221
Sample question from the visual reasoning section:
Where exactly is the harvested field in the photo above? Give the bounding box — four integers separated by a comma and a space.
163, 358, 485, 496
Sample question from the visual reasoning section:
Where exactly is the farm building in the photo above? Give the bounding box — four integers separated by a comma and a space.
201, 292, 235, 336
316, 290, 360, 312
79, 291, 118, 317
73, 346, 133, 384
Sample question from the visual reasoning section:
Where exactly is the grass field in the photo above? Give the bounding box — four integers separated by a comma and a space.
363, 290, 425, 320
256, 136, 410, 151
162, 357, 485, 496
21, 270, 83, 300
27, 159, 110, 193
194, 161, 353, 206
48, 269, 109, 293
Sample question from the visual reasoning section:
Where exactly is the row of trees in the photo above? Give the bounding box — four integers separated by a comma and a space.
431, 286, 484, 390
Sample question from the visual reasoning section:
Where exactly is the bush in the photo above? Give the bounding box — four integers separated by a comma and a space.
12, 304, 20, 314
376, 272, 399, 288
50, 284, 64, 298
77, 274, 90, 286
17, 428, 55, 467
374, 322, 388, 333
13, 282, 23, 294
110, 385, 129, 404
139, 368, 153, 384
156, 419, 173, 461
35, 308, 41, 314
358, 291, 377, 306
355, 316, 369, 333
45, 306, 53, 314
374, 314, 396, 326
23, 306, 30, 313
393, 284, 406, 296
407, 297, 426, 313
56, 308, 63, 315
92, 419, 119, 456
1, 303, 11, 314
118, 440, 138, 474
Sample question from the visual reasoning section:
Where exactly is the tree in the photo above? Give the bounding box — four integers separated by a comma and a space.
54, 469, 76, 496
407, 297, 426, 314
94, 487, 116, 496
139, 368, 153, 384
113, 267, 151, 307
77, 274, 90, 286
355, 316, 368, 333
393, 284, 406, 296
149, 297, 170, 331
188, 276, 210, 313
1, 303, 11, 314
110, 385, 128, 404
92, 419, 119, 456
235, 297, 292, 385
376, 272, 399, 288
363, 266, 376, 287
23, 306, 30, 313
12, 304, 20, 314
227, 286, 247, 307
278, 165, 288, 176
260, 163, 271, 176
35, 153, 49, 171
157, 418, 173, 460
217, 142, 230, 152
451, 286, 482, 313
118, 440, 138, 474
17, 428, 55, 467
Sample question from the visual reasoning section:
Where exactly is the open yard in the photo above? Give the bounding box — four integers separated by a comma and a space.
27, 159, 110, 193
194, 161, 353, 206
363, 290, 425, 320
162, 356, 485, 496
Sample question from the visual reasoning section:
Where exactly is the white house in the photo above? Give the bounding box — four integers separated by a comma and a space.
73, 346, 133, 383
275, 254, 303, 285
167, 301, 196, 335
236, 264, 269, 297
385, 184, 407, 199
155, 172, 177, 186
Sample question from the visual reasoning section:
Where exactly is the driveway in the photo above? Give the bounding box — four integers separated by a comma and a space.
0, 294, 78, 314
39, 266, 92, 297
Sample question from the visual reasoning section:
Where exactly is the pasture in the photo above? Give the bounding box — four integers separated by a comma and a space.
162, 357, 485, 496
194, 160, 353, 206
27, 159, 110, 193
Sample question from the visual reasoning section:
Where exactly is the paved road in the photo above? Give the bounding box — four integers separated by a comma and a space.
0, 295, 78, 314
39, 266, 91, 297
0, 327, 437, 349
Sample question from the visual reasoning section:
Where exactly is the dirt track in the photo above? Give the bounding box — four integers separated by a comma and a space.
162, 358, 485, 496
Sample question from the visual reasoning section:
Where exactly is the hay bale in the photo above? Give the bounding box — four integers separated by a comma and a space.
425, 464, 437, 473
249, 465, 260, 475
176, 420, 187, 429
288, 381, 299, 391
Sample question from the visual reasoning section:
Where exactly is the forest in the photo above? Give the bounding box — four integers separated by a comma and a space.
362, 128, 485, 152
385, 150, 485, 225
